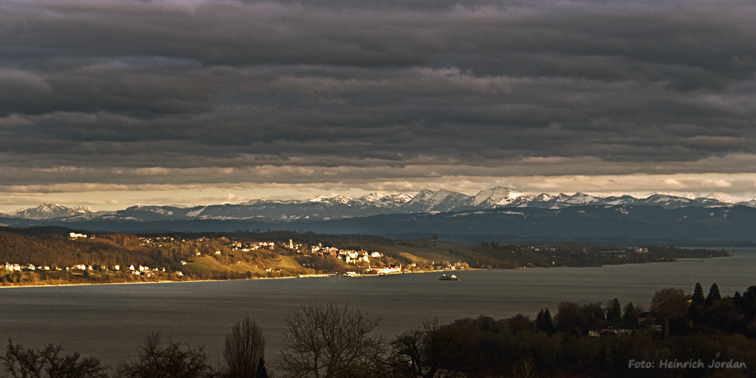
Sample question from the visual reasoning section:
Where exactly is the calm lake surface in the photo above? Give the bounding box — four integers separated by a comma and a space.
1, 248, 755, 368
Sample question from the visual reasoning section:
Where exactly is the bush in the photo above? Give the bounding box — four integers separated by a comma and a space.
1, 340, 107, 378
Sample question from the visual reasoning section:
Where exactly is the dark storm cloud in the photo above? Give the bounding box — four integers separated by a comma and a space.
1, 0, 756, 186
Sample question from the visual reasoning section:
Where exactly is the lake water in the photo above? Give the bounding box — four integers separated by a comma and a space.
1, 248, 755, 369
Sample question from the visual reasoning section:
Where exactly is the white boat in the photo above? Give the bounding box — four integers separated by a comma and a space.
439, 274, 458, 281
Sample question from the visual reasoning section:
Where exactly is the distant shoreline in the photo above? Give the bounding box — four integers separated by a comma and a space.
0, 255, 733, 290
0, 269, 463, 290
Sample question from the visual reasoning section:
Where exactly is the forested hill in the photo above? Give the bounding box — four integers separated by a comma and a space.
0, 227, 730, 288
0, 230, 160, 269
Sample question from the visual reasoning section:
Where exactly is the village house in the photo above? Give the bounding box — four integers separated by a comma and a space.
369, 265, 402, 275
3, 263, 21, 271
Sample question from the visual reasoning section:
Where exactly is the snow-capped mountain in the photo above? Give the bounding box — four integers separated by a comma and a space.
404, 189, 474, 212
11, 204, 94, 220
6, 188, 756, 223
639, 194, 695, 208
309, 194, 352, 205
740, 199, 756, 208
700, 193, 736, 204
355, 192, 413, 207
471, 187, 533, 208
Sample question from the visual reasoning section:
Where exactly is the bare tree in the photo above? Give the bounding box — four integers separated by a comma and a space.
223, 318, 266, 378
1, 340, 107, 378
276, 303, 385, 378
117, 331, 216, 378
389, 319, 461, 378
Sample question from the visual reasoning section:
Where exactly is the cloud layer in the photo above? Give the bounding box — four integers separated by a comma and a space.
1, 0, 756, 207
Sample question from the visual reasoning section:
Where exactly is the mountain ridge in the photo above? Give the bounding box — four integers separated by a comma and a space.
4, 187, 753, 223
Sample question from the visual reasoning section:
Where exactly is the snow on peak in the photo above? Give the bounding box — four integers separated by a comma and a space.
360, 192, 413, 204
186, 207, 207, 217
309, 194, 352, 204
533, 193, 553, 201
653, 192, 696, 200
12, 203, 94, 220
392, 193, 413, 202
701, 192, 736, 204
471, 187, 525, 206
739, 199, 756, 208
553, 193, 572, 202
428, 189, 458, 204
408, 189, 436, 202
152, 208, 174, 215
362, 192, 390, 202
35, 204, 64, 213
564, 193, 602, 204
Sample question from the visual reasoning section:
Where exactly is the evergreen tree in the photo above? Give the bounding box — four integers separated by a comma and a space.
544, 308, 555, 336
622, 302, 636, 323
607, 298, 622, 323
692, 283, 705, 305
535, 309, 547, 333
255, 358, 268, 378
742, 286, 756, 321
535, 308, 556, 336
733, 291, 743, 308
705, 283, 721, 306
689, 283, 705, 322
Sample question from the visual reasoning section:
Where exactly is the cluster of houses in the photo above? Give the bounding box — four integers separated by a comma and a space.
367, 265, 402, 274
4, 263, 49, 272
307, 244, 406, 275
137, 235, 304, 254
235, 241, 276, 251
138, 235, 184, 248
3, 262, 182, 278
233, 239, 304, 252
309, 244, 384, 264
69, 232, 95, 239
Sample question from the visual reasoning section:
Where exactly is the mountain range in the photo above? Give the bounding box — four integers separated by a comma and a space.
5, 187, 756, 243
1, 187, 750, 223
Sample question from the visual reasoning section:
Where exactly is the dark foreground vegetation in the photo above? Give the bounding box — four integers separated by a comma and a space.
4, 283, 756, 378
0, 227, 729, 287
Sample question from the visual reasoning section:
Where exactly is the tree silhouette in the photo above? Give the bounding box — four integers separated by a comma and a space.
607, 299, 622, 323
277, 303, 385, 378
1, 340, 107, 378
692, 283, 705, 306
705, 283, 721, 306
535, 309, 555, 336
650, 287, 688, 319
223, 318, 266, 378
118, 331, 216, 378
389, 319, 464, 378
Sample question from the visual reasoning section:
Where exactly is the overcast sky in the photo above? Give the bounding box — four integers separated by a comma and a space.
1, 0, 756, 212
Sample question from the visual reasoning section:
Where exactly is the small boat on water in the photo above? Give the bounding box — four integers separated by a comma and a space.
439, 274, 458, 281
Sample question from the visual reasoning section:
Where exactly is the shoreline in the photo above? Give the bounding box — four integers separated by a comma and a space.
0, 268, 468, 290
0, 253, 734, 290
